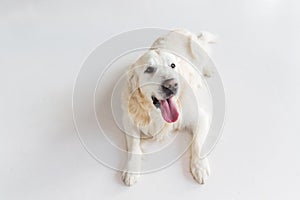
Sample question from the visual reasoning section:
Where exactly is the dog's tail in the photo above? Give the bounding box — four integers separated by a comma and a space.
190, 31, 218, 77
197, 31, 218, 44
194, 31, 218, 57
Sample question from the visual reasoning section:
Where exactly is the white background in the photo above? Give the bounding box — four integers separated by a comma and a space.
1, 0, 300, 199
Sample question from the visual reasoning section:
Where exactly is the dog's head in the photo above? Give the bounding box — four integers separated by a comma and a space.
127, 50, 181, 124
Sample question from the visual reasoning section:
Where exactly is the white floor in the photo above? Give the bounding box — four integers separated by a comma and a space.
1, 0, 300, 199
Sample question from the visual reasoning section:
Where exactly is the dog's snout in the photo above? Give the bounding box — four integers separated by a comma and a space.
161, 78, 178, 96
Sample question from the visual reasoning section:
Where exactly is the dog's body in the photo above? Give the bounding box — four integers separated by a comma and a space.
121, 29, 215, 186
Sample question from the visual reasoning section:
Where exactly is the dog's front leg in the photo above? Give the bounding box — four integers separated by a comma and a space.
190, 111, 211, 184
122, 124, 142, 186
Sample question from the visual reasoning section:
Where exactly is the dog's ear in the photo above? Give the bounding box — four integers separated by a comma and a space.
127, 65, 138, 94
126, 65, 152, 127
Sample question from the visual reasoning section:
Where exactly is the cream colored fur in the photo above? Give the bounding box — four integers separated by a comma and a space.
121, 29, 216, 186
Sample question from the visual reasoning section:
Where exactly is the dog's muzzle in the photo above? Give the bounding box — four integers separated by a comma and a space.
161, 78, 178, 97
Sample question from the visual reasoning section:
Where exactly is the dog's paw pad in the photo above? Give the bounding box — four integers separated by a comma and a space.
122, 171, 140, 186
190, 158, 210, 184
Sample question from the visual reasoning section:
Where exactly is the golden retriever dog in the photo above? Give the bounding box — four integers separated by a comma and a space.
121, 29, 216, 186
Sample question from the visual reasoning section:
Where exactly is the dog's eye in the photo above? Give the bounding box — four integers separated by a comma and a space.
144, 66, 156, 73
170, 63, 176, 68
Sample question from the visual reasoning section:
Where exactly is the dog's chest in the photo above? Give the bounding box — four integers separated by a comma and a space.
139, 109, 180, 138
140, 114, 166, 137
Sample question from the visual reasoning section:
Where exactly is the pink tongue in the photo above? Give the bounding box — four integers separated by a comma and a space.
160, 97, 179, 123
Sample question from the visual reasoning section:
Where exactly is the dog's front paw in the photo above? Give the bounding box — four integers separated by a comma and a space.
190, 157, 210, 184
122, 171, 140, 186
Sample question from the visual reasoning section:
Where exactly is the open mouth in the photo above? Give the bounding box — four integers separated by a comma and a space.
151, 95, 179, 123
151, 96, 160, 108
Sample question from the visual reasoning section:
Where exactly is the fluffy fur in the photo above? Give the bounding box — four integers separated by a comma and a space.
121, 29, 216, 186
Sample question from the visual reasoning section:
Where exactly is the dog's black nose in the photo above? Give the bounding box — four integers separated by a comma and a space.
161, 78, 178, 96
